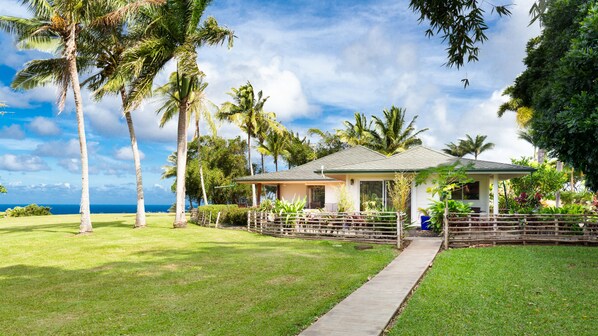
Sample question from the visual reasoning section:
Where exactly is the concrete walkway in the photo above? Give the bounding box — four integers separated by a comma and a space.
300, 238, 443, 336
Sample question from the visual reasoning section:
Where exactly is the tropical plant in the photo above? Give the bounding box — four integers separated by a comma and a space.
497, 85, 534, 128
337, 185, 354, 212
123, 0, 234, 227
257, 129, 288, 172
336, 112, 373, 146
458, 134, 494, 160
442, 141, 467, 157
308, 128, 347, 159
0, 0, 126, 233
416, 161, 474, 201
509, 157, 568, 200
370, 106, 428, 155
427, 199, 472, 233
282, 132, 315, 169
5, 204, 52, 217
388, 173, 415, 217
217, 82, 277, 207
255, 113, 284, 172
0, 183, 6, 194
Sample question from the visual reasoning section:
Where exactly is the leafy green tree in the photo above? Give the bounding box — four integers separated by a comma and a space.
0, 0, 124, 233
370, 106, 428, 155
125, 0, 234, 227
308, 128, 347, 159
459, 134, 495, 160
217, 82, 277, 206
283, 132, 315, 168
0, 182, 6, 194
508, 0, 597, 190
509, 157, 568, 200
336, 112, 373, 146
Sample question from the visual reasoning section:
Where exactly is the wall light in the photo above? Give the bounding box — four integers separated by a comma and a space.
350, 179, 354, 185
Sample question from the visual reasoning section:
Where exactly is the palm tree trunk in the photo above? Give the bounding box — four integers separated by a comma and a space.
174, 101, 188, 228
275, 156, 278, 172
261, 153, 264, 173
120, 88, 146, 228
248, 133, 257, 207
195, 120, 208, 206
66, 24, 92, 234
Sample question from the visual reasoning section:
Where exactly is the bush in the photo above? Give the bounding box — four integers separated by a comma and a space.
192, 204, 249, 227
427, 200, 472, 233
5, 204, 52, 217
539, 204, 591, 215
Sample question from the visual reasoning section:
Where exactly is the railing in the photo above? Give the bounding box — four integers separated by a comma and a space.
447, 213, 598, 246
248, 211, 404, 247
190, 209, 221, 228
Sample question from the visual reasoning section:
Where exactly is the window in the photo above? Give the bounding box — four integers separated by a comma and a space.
359, 180, 407, 211
451, 181, 480, 200
307, 186, 325, 209
261, 185, 278, 201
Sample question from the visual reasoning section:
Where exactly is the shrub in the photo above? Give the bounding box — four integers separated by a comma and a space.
192, 204, 249, 227
5, 204, 52, 217
539, 204, 591, 215
427, 200, 472, 233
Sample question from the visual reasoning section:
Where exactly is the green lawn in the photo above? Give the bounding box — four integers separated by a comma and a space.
389, 246, 598, 335
0, 214, 396, 335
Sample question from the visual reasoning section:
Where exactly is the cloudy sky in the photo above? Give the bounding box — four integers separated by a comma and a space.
0, 0, 540, 205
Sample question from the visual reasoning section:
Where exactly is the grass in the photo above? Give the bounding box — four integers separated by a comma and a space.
389, 245, 598, 335
0, 214, 397, 335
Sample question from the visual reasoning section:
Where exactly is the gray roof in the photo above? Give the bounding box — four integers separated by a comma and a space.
321, 146, 535, 174
236, 146, 386, 182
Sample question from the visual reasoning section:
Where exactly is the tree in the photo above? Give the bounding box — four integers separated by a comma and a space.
283, 132, 315, 169
124, 0, 234, 227
0, 179, 6, 194
497, 86, 534, 128
308, 128, 347, 159
217, 82, 277, 207
336, 112, 373, 147
508, 0, 598, 190
370, 106, 428, 155
0, 0, 115, 233
255, 110, 284, 173
82, 21, 151, 228
459, 134, 494, 160
257, 130, 288, 172
442, 141, 467, 157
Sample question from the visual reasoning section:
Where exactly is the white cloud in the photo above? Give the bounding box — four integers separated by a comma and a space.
114, 146, 145, 161
58, 158, 80, 173
28, 117, 61, 136
0, 154, 49, 171
0, 124, 25, 139
34, 139, 85, 158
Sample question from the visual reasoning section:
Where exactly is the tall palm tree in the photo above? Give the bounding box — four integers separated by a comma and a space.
258, 130, 289, 172
308, 128, 347, 158
217, 82, 277, 206
0, 0, 110, 233
460, 134, 495, 160
498, 85, 534, 128
443, 141, 467, 157
336, 112, 373, 146
370, 106, 428, 155
124, 0, 234, 227
255, 112, 284, 173
283, 132, 315, 168
155, 71, 216, 207
81, 24, 150, 228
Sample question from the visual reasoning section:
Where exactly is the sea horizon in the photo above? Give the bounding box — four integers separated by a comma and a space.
0, 204, 172, 215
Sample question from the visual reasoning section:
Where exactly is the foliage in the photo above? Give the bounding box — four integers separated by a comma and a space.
409, 0, 512, 69
509, 157, 567, 200
308, 128, 348, 159
192, 204, 250, 226
444, 134, 494, 159
0, 213, 396, 335
389, 246, 598, 335
560, 190, 594, 205
508, 0, 598, 191
0, 182, 6, 194
538, 204, 592, 215
337, 185, 355, 212
416, 162, 474, 201
369, 106, 428, 155
426, 199, 472, 233
282, 132, 315, 169
257, 129, 288, 171
336, 112, 373, 146
5, 204, 52, 217
388, 173, 415, 214
273, 197, 306, 214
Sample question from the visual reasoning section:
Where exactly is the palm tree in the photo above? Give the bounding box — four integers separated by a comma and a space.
336, 112, 373, 146
155, 71, 216, 207
81, 24, 149, 228
283, 132, 315, 168
460, 134, 495, 160
370, 106, 428, 155
217, 82, 277, 206
255, 112, 284, 173
498, 85, 533, 128
308, 128, 347, 158
258, 130, 289, 172
0, 0, 109, 233
124, 0, 234, 227
443, 141, 467, 157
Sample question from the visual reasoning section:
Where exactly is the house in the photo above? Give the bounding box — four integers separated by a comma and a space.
236, 145, 534, 225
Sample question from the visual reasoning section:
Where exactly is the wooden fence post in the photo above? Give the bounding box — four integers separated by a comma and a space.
215, 212, 221, 228
396, 212, 402, 249
443, 200, 449, 250
247, 210, 251, 231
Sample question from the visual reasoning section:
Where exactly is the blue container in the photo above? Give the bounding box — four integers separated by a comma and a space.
421, 216, 431, 230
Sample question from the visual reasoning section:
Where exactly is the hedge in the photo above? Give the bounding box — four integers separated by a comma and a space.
192, 205, 249, 227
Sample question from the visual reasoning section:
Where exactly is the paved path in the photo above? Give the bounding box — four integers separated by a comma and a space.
300, 238, 443, 336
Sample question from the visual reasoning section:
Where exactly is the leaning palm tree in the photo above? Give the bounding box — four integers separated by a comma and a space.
155, 71, 216, 207
217, 82, 277, 206
124, 0, 234, 227
258, 130, 289, 172
336, 112, 373, 147
0, 0, 108, 233
370, 106, 428, 155
82, 23, 150, 228
460, 134, 495, 160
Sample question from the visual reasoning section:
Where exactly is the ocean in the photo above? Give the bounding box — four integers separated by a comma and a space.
0, 204, 171, 215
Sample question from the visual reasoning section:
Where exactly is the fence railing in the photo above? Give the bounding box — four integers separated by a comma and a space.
447, 213, 598, 246
248, 211, 404, 246
190, 209, 221, 228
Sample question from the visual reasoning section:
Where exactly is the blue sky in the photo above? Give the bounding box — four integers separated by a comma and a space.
0, 0, 540, 205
